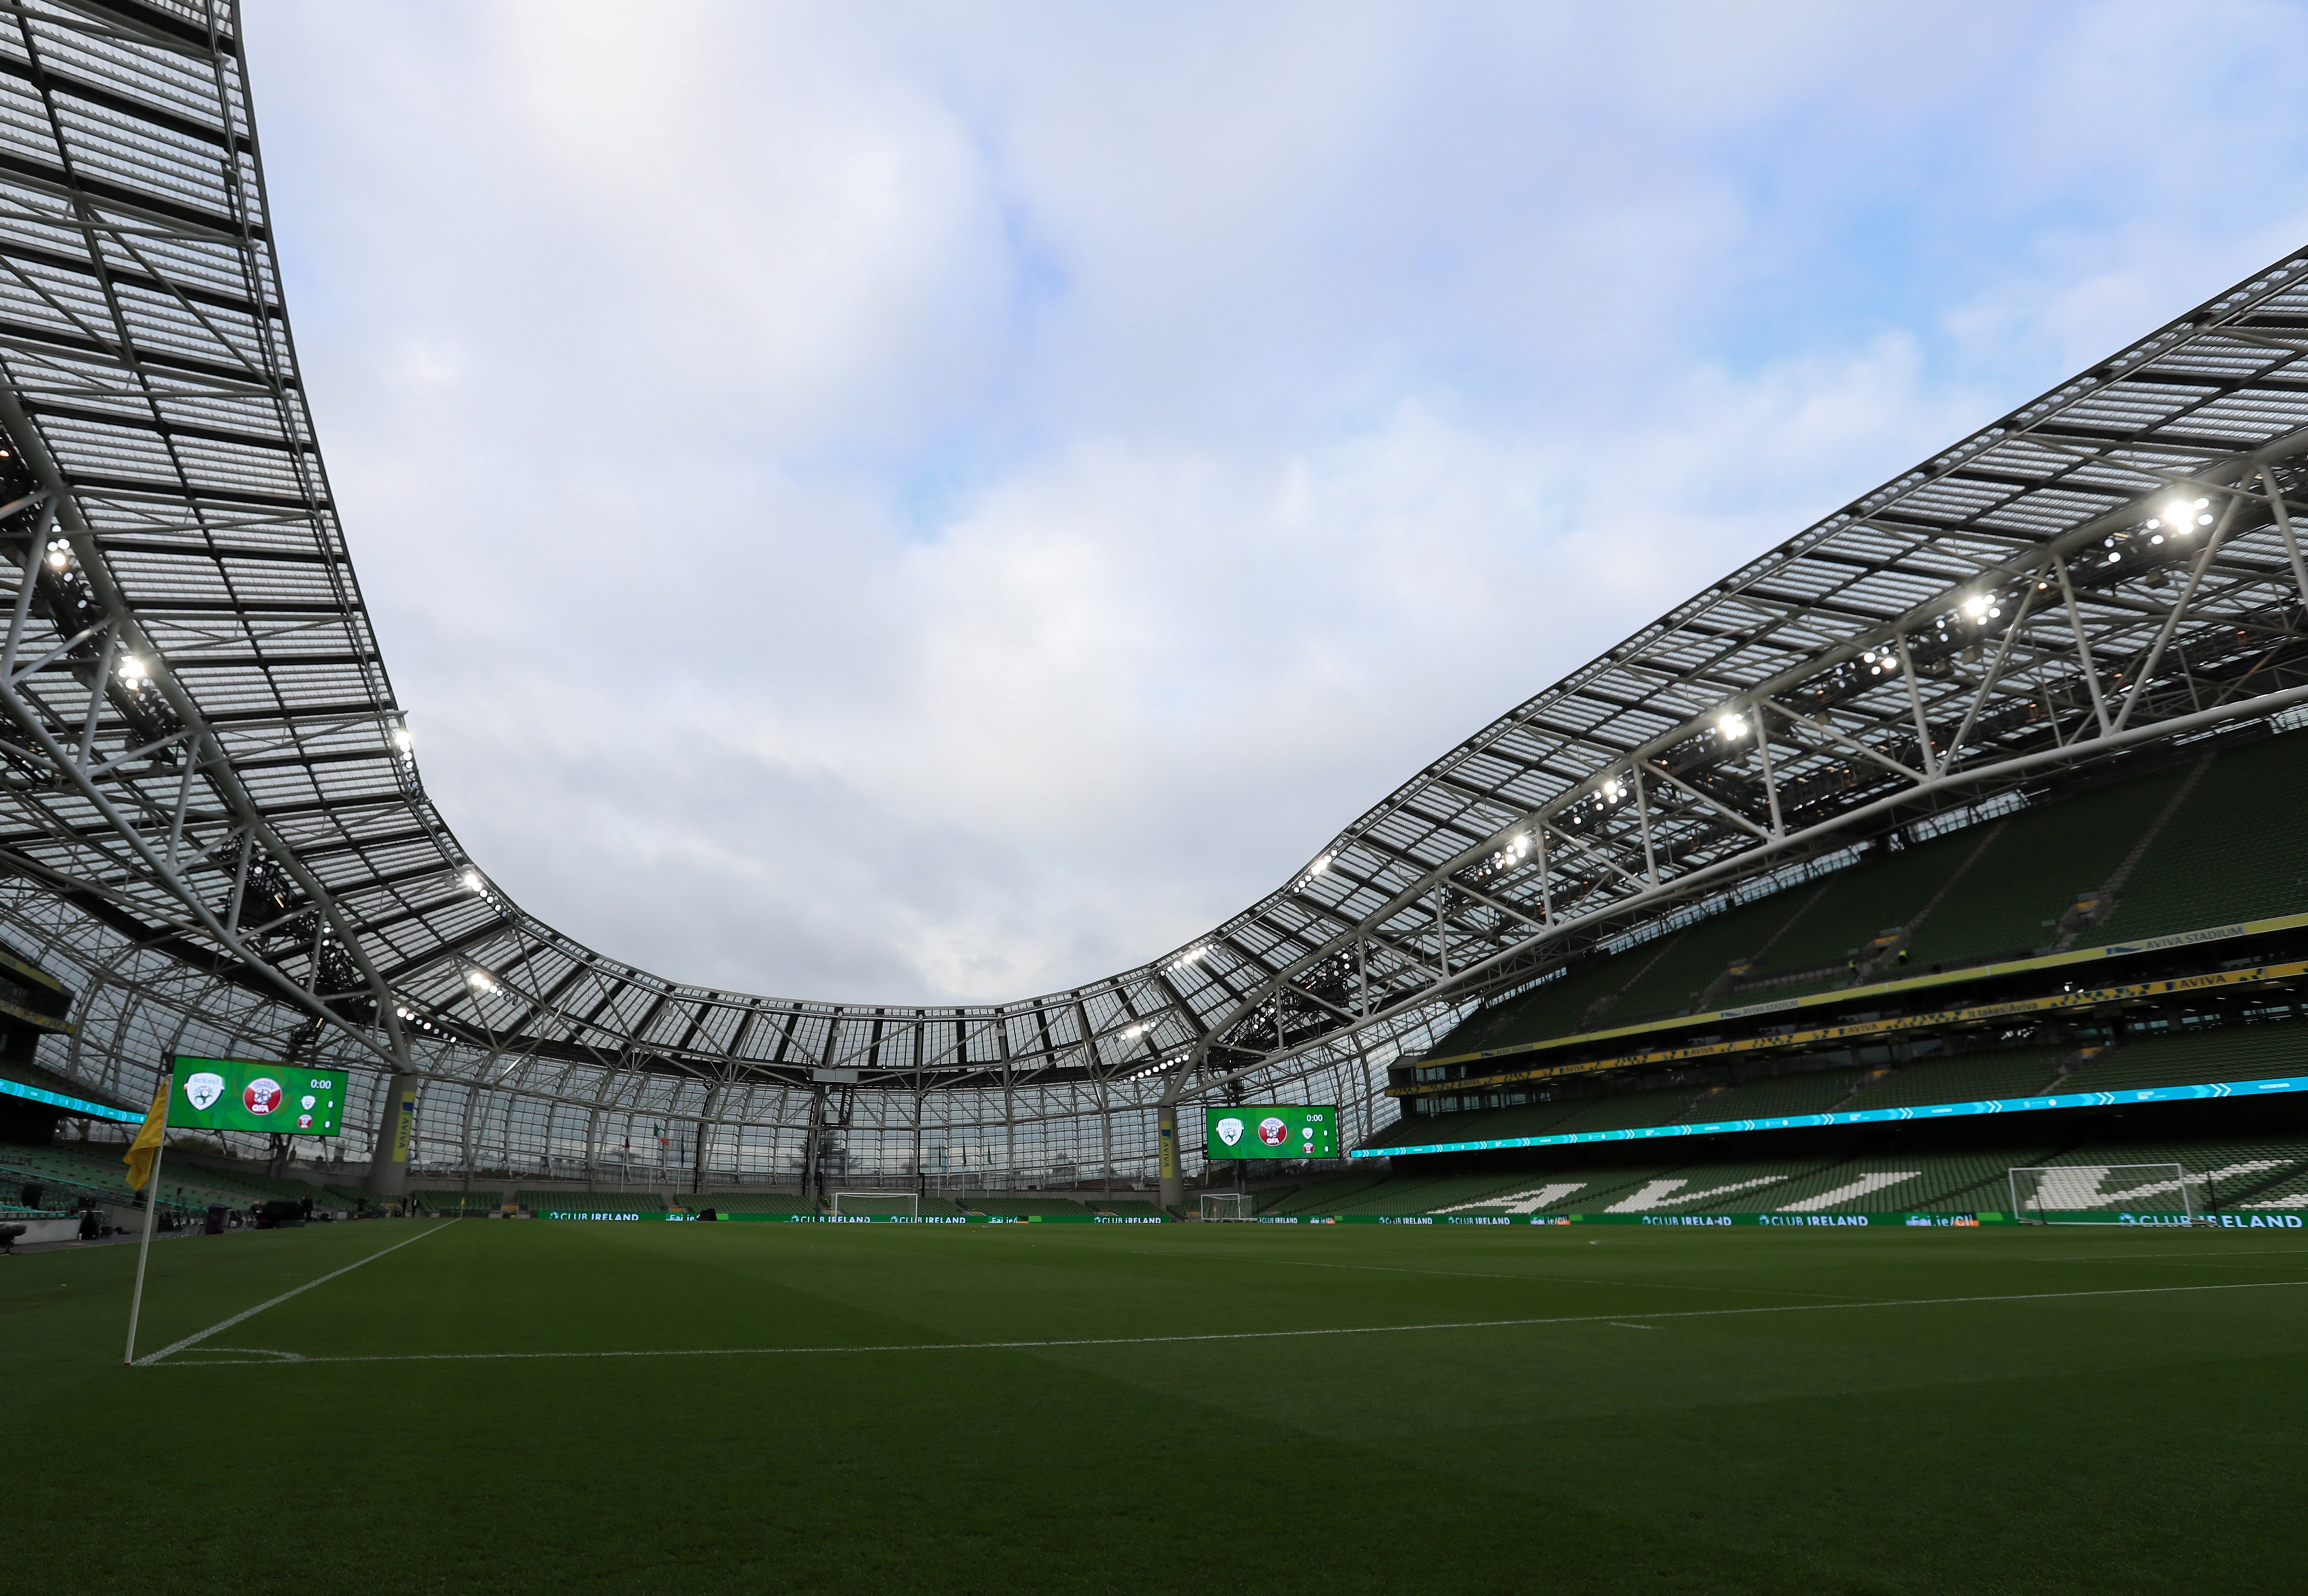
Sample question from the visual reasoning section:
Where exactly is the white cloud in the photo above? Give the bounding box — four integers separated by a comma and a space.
242, 1, 2308, 1002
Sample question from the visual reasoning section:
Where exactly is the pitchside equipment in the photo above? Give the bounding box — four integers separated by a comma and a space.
1199, 1193, 1250, 1222
831, 1191, 919, 1218
2008, 1163, 2207, 1225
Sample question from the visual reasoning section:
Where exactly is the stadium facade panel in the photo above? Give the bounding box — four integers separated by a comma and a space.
1, 3, 2306, 1200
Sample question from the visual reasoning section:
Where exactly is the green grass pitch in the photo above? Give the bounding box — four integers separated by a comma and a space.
6, 1218, 2303, 1594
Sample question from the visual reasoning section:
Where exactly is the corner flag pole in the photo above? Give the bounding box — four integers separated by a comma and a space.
123, 1069, 173, 1367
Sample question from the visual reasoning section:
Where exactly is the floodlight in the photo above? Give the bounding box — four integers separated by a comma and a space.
1963, 595, 1989, 618
117, 655, 146, 681
461, 869, 484, 893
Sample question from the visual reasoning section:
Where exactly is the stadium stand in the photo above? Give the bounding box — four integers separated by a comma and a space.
0, 1143, 236, 1212
1833, 1047, 2071, 1110
169, 1162, 354, 1211
2095, 733, 2308, 941
1337, 1138, 2308, 1219
1265, 1171, 1394, 1213
1734, 832, 1976, 996
411, 1189, 504, 1214
1678, 1069, 1862, 1121
2014, 1138, 2308, 1203
517, 1190, 666, 1213
2234, 1163, 2308, 1209
1897, 763, 2196, 969
702, 1190, 818, 1214
966, 1196, 1093, 1216
1537, 1084, 1710, 1134
1592, 899, 1798, 1028
2059, 1025, 2308, 1092
910, 1196, 970, 1216
1420, 733, 2308, 1072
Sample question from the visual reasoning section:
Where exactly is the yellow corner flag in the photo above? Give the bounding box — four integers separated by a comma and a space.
123, 1080, 169, 1192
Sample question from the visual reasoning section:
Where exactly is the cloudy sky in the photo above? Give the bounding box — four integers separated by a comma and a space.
240, 1, 2308, 1006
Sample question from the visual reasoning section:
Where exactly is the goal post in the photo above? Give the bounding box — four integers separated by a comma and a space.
2008, 1163, 2206, 1226
1199, 1193, 1250, 1222
832, 1191, 920, 1219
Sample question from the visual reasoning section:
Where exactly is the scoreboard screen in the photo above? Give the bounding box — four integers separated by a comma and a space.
1204, 1104, 1337, 1160
167, 1056, 345, 1136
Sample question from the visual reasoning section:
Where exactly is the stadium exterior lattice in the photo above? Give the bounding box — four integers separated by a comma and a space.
3, 2, 2308, 1217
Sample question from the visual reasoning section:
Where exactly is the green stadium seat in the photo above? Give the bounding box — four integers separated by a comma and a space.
965, 1196, 1093, 1216
1417, 732, 2308, 1070
410, 1189, 503, 1213
702, 1190, 819, 1214
1836, 1048, 2069, 1110
2060, 1026, 2308, 1093
2096, 733, 2308, 942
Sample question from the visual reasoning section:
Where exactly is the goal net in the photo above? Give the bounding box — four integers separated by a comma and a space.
832, 1191, 919, 1218
1199, 1193, 1250, 1222
2008, 1164, 2207, 1225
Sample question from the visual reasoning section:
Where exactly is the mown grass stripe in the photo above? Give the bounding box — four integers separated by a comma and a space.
144, 1275, 2308, 1368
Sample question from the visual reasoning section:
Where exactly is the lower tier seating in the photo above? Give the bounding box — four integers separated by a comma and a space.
410, 1189, 503, 1212
965, 1196, 1093, 1216
701, 1190, 817, 1213
516, 1190, 666, 1213
1300, 1135, 2308, 1219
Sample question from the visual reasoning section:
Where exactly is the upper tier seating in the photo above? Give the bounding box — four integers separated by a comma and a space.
1425, 731, 2308, 1062
1901, 762, 2195, 970
2097, 732, 2308, 940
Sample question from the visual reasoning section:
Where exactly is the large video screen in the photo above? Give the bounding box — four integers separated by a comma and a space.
167, 1056, 345, 1136
1204, 1104, 1337, 1160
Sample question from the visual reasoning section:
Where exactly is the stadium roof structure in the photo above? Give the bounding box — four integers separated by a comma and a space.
5, 3, 2308, 1167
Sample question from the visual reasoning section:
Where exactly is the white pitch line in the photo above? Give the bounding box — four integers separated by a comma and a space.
135, 1220, 449, 1367
140, 1276, 2308, 1369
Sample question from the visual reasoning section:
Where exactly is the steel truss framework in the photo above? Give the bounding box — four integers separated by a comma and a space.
5, 2, 2308, 1186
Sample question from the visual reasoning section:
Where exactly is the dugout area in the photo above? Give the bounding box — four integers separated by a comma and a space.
7, 1216, 2304, 1596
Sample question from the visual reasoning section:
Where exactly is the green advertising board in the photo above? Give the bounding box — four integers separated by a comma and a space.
166, 1055, 345, 1136
1204, 1103, 1337, 1160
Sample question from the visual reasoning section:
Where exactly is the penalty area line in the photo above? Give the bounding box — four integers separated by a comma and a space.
142, 1276, 2308, 1368
135, 1220, 450, 1368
